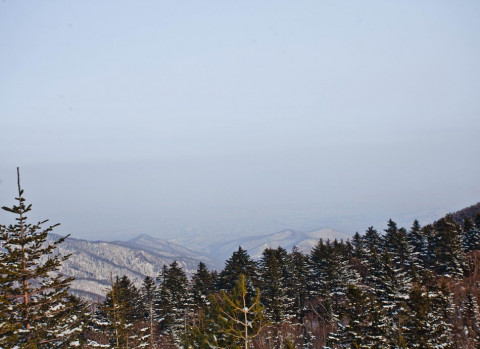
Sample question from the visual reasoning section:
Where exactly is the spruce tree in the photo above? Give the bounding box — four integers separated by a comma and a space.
308, 239, 330, 298
458, 289, 480, 348
407, 219, 427, 278
92, 274, 147, 348
156, 261, 192, 344
259, 247, 293, 322
141, 276, 157, 348
217, 247, 258, 296
462, 217, 480, 253
431, 215, 464, 277
287, 246, 309, 319
191, 261, 215, 311
0, 168, 85, 348
326, 284, 372, 349
405, 273, 454, 348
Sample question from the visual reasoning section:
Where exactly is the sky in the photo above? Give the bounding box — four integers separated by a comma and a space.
1, 1, 479, 241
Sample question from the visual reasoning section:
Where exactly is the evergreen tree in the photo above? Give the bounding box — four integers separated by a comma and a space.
326, 285, 390, 348
191, 262, 215, 311
259, 247, 294, 322
383, 220, 412, 272
431, 215, 464, 277
351, 232, 368, 279
462, 217, 480, 253
308, 239, 330, 298
0, 168, 85, 348
287, 246, 309, 319
93, 274, 147, 348
405, 274, 454, 348
457, 289, 480, 348
156, 261, 192, 344
185, 274, 266, 349
217, 247, 258, 296
363, 226, 382, 251
141, 276, 157, 348
407, 220, 427, 277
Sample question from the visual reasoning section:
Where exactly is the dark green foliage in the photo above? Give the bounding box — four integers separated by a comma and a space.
93, 275, 147, 348
287, 246, 309, 319
431, 215, 464, 277
0, 169, 85, 348
462, 217, 480, 253
405, 275, 454, 348
156, 260, 192, 343
260, 247, 294, 322
191, 262, 216, 310
185, 274, 266, 349
217, 246, 259, 296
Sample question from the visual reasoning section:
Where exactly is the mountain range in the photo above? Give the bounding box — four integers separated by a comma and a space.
50, 227, 348, 299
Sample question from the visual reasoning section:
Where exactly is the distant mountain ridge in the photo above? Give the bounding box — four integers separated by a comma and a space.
211, 228, 351, 260
50, 226, 350, 299
48, 233, 213, 299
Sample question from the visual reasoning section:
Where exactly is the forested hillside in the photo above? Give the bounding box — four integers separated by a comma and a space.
83, 213, 480, 348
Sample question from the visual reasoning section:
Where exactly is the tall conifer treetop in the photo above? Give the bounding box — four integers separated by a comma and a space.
0, 168, 85, 348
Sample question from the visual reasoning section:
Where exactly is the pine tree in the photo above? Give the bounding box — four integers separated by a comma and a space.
0, 168, 85, 348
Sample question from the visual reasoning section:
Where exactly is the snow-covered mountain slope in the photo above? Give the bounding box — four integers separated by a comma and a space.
207, 228, 351, 261
48, 227, 350, 299
48, 234, 213, 300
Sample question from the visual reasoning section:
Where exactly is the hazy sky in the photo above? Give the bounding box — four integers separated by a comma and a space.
1, 1, 479, 241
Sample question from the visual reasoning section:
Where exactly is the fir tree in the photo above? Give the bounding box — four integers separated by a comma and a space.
191, 261, 215, 311
287, 246, 309, 319
405, 273, 454, 348
259, 247, 293, 322
156, 260, 192, 344
0, 168, 85, 348
217, 247, 259, 297
431, 215, 464, 277
308, 239, 330, 298
462, 217, 480, 253
383, 220, 412, 272
407, 219, 427, 278
141, 276, 157, 348
351, 232, 368, 279
93, 274, 147, 348
457, 289, 480, 348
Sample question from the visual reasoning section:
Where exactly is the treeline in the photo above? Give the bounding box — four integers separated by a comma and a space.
85, 214, 480, 348
1, 171, 480, 348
